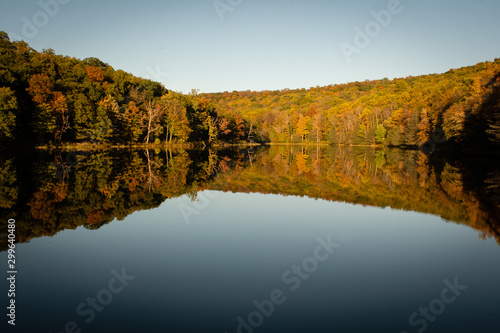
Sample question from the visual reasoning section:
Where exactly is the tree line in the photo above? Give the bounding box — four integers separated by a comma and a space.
1, 30, 499, 150
0, 32, 251, 146
203, 60, 500, 149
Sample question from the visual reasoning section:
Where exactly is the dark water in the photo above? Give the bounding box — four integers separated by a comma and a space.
1, 146, 499, 333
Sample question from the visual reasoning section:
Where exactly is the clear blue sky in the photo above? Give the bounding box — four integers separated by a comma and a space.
1, 0, 499, 93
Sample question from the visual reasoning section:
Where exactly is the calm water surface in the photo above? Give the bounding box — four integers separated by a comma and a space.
1, 146, 499, 333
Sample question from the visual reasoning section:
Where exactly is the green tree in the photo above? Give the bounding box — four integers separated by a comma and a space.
33, 103, 57, 141
375, 124, 387, 144
92, 96, 115, 142
0, 87, 17, 138
112, 100, 145, 142
74, 94, 113, 142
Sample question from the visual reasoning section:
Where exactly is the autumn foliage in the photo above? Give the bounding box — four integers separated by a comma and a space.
0, 146, 498, 251
203, 60, 500, 149
1, 31, 499, 149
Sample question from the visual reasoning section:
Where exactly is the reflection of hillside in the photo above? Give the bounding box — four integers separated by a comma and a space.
0, 148, 250, 251
208, 146, 500, 245
0, 146, 499, 251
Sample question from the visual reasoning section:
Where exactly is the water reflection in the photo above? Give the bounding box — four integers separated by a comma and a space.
0, 145, 499, 250
1, 146, 499, 333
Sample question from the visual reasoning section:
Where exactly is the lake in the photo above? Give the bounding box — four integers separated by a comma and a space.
1, 145, 499, 333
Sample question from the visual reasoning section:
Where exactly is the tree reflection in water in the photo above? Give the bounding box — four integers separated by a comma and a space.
0, 145, 498, 251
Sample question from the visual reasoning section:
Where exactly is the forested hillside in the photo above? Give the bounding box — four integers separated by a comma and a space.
0, 32, 248, 146
204, 59, 500, 148
1, 30, 499, 149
